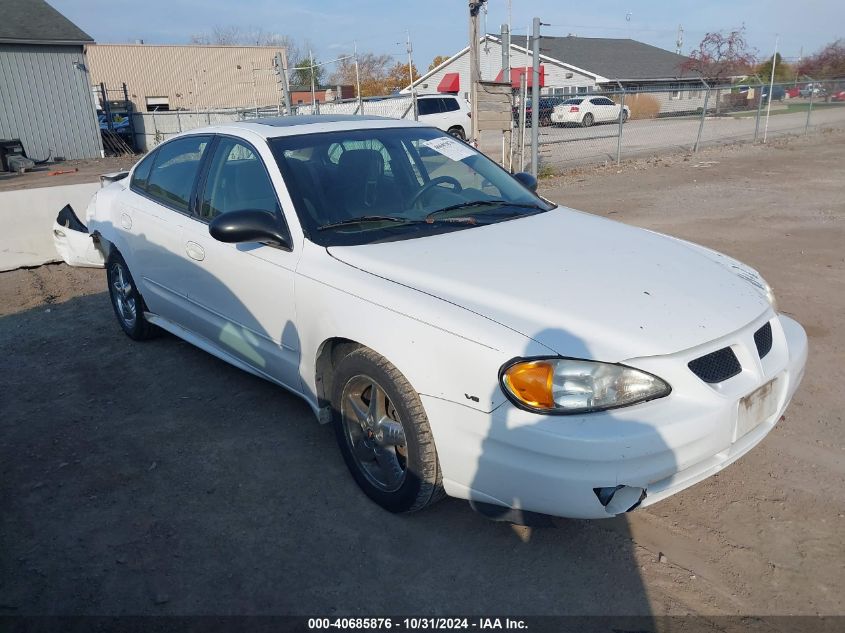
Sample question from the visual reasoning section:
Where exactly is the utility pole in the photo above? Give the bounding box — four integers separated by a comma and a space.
763, 35, 779, 143
406, 30, 418, 121
468, 0, 487, 146
530, 17, 540, 176
275, 51, 292, 116
501, 23, 510, 82
675, 24, 684, 55
309, 48, 317, 113
354, 41, 363, 115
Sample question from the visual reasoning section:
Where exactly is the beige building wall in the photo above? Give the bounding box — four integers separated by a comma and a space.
86, 43, 288, 112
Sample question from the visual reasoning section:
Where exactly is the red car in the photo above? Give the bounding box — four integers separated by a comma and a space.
831, 90, 845, 102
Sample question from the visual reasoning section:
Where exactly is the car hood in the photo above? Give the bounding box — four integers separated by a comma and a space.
327, 209, 770, 361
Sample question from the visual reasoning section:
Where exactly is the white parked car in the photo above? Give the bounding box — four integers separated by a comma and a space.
415, 94, 471, 140
551, 96, 630, 127
54, 115, 806, 521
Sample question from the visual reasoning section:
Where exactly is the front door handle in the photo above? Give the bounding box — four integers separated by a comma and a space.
185, 241, 205, 261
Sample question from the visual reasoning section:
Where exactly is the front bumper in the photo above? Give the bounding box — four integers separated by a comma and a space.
421, 313, 807, 520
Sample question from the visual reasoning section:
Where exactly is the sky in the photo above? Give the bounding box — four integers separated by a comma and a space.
51, 0, 843, 73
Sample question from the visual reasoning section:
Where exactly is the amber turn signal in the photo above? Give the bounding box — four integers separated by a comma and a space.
502, 360, 555, 409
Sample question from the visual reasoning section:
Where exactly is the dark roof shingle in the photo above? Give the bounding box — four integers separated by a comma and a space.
536, 36, 693, 81
0, 0, 93, 45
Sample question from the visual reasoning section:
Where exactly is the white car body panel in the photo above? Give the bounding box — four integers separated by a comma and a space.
551, 97, 629, 125
328, 209, 771, 361
53, 116, 808, 520
416, 95, 471, 137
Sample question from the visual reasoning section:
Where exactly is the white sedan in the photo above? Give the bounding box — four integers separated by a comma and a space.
54, 115, 806, 521
551, 96, 630, 127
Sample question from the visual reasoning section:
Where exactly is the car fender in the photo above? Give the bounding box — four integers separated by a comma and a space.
294, 241, 549, 415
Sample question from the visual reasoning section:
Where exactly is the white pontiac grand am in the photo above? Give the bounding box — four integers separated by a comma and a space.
54, 115, 807, 521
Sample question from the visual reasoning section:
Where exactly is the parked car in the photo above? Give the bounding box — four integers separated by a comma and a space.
54, 115, 807, 521
551, 96, 630, 127
830, 90, 845, 102
760, 85, 786, 101
512, 96, 567, 127
799, 83, 826, 98
415, 94, 471, 140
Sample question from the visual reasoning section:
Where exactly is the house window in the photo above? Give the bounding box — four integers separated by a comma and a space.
145, 96, 170, 112
670, 84, 682, 100
576, 86, 587, 94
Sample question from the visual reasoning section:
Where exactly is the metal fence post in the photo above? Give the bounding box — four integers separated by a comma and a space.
805, 85, 815, 133
176, 111, 182, 133
694, 80, 711, 153
616, 80, 626, 165
753, 75, 765, 142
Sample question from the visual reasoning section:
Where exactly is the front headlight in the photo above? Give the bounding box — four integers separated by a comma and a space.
500, 358, 671, 415
763, 280, 778, 312
730, 266, 778, 311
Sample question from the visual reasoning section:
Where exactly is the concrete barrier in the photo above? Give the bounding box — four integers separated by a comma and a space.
0, 182, 99, 272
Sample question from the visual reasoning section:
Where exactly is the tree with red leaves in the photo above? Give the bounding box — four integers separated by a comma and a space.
798, 39, 845, 80
682, 27, 757, 114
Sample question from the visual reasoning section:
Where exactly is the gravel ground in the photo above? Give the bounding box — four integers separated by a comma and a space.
1, 130, 843, 620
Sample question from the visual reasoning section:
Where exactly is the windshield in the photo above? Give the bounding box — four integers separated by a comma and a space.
563, 98, 584, 105
268, 126, 554, 246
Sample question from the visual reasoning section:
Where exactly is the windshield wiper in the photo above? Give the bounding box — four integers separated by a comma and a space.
317, 215, 416, 231
424, 200, 547, 223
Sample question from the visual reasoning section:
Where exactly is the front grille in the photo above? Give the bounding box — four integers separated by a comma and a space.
754, 322, 773, 359
688, 347, 742, 383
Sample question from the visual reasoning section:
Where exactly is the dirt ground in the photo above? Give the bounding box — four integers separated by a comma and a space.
1, 131, 843, 621
0, 156, 137, 193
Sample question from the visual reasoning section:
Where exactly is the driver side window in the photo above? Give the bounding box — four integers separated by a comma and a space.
198, 138, 280, 222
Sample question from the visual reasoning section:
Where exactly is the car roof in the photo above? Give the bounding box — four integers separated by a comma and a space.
177, 114, 429, 140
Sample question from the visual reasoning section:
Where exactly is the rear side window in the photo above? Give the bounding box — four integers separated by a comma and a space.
130, 152, 155, 191
145, 136, 211, 212
441, 97, 460, 112
417, 99, 441, 116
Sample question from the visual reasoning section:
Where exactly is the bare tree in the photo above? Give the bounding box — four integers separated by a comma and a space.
190, 26, 301, 67
682, 27, 757, 114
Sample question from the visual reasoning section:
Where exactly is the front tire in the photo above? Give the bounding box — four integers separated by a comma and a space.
620, 110, 629, 123
331, 347, 444, 513
107, 250, 158, 341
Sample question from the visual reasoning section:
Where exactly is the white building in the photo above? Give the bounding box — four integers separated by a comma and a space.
406, 35, 710, 114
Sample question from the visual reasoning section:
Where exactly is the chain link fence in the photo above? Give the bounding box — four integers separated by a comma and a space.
521, 78, 845, 172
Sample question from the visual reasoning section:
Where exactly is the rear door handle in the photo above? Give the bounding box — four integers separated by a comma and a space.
185, 241, 205, 261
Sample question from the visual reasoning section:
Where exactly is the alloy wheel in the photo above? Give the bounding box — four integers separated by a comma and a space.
341, 375, 408, 492
110, 261, 137, 329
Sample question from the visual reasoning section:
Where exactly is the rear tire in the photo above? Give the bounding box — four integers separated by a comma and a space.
107, 250, 158, 341
582, 113, 594, 127
331, 347, 444, 514
447, 126, 466, 140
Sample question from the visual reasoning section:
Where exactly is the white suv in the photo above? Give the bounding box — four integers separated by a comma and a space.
415, 94, 471, 140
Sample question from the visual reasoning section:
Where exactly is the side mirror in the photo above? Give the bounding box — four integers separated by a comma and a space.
513, 171, 538, 192
209, 210, 290, 249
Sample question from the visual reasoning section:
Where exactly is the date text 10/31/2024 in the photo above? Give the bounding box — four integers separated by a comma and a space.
307, 618, 528, 630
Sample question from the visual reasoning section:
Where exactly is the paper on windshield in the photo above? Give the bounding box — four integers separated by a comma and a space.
421, 137, 476, 162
